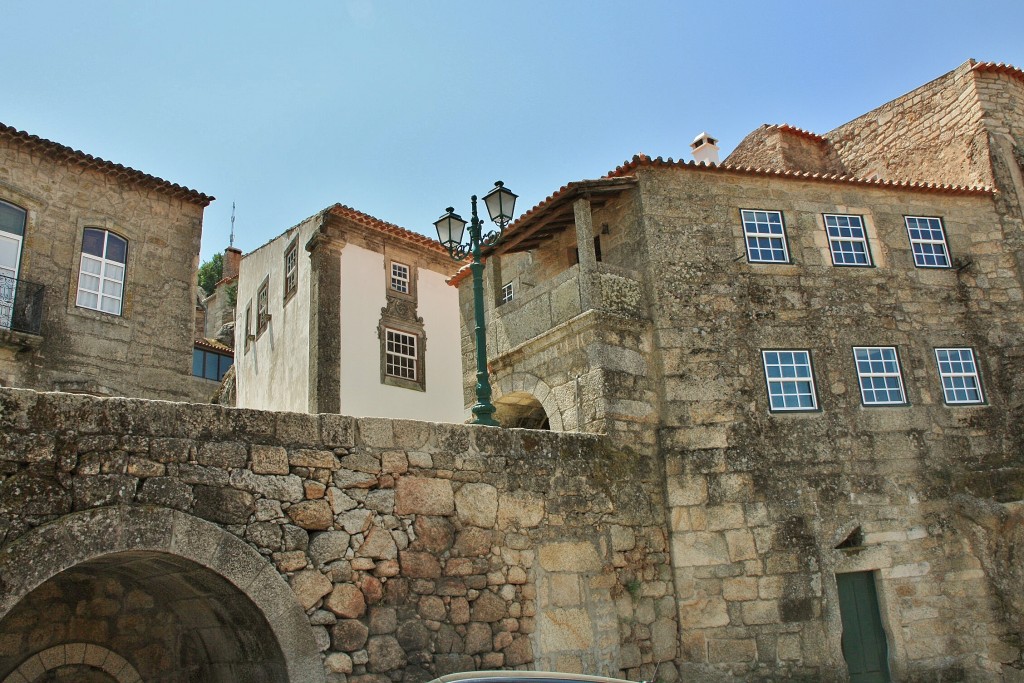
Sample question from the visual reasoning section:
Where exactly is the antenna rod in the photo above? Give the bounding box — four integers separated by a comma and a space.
229, 202, 236, 248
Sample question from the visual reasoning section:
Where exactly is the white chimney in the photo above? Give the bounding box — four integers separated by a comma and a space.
690, 131, 720, 165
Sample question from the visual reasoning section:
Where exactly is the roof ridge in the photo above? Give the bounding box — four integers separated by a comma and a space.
328, 203, 448, 254
0, 122, 214, 206
971, 61, 1024, 83
604, 154, 993, 194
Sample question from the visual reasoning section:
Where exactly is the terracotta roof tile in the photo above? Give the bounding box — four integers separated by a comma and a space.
0, 122, 214, 206
194, 337, 233, 354
971, 61, 1024, 83
772, 124, 827, 143
327, 203, 447, 254
604, 154, 994, 194
448, 154, 995, 288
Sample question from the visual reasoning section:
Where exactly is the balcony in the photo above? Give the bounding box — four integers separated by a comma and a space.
1, 275, 45, 349
487, 262, 647, 354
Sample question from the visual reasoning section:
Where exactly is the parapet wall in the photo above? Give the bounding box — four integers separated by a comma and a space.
0, 388, 674, 683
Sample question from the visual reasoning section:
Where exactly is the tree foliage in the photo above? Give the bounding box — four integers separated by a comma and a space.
197, 253, 223, 296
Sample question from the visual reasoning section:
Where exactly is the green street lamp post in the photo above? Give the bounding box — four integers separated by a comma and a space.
434, 181, 518, 426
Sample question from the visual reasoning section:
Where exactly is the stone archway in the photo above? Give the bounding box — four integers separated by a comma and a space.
494, 392, 551, 429
0, 506, 324, 683
493, 373, 564, 431
3, 644, 141, 683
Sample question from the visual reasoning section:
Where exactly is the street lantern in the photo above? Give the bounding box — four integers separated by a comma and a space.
482, 181, 518, 228
433, 208, 467, 251
435, 181, 517, 426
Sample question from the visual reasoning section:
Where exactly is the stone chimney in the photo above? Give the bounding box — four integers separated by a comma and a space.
691, 132, 720, 165
223, 247, 242, 282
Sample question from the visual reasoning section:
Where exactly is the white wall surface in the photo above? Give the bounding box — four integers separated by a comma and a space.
234, 220, 313, 413
338, 243, 464, 422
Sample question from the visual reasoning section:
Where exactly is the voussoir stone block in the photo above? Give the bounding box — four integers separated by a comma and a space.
394, 477, 454, 515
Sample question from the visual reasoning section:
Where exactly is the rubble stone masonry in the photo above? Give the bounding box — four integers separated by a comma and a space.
0, 389, 673, 683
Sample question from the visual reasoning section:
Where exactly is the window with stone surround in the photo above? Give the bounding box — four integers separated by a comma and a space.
741, 210, 789, 263
76, 228, 127, 315
761, 350, 818, 411
385, 328, 418, 381
824, 214, 872, 266
935, 348, 984, 404
854, 346, 906, 405
905, 216, 951, 268
500, 282, 514, 305
244, 301, 253, 351
283, 238, 298, 303
390, 262, 410, 294
256, 277, 270, 337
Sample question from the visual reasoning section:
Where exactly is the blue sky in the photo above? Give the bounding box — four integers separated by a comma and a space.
5, 1, 1024, 262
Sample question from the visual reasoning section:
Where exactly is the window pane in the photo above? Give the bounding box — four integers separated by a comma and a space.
0, 201, 26, 237
105, 234, 127, 263
762, 350, 816, 411
77, 291, 98, 309
204, 353, 219, 380
82, 229, 105, 257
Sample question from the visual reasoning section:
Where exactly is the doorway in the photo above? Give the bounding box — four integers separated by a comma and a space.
836, 571, 892, 682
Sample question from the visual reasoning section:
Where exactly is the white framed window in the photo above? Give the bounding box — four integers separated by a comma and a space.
256, 277, 270, 335
385, 327, 415, 382
761, 350, 818, 411
934, 348, 984, 404
391, 262, 410, 294
741, 210, 789, 263
853, 346, 906, 405
905, 216, 950, 268
283, 239, 298, 302
385, 328, 417, 381
824, 214, 872, 266
76, 228, 127, 315
500, 282, 514, 305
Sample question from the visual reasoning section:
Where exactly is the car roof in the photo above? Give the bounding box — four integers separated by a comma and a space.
428, 671, 638, 683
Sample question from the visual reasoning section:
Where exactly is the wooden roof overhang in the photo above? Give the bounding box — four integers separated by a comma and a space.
490, 177, 637, 257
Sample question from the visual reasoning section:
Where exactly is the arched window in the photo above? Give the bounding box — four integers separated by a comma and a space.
77, 228, 127, 315
1, 200, 27, 331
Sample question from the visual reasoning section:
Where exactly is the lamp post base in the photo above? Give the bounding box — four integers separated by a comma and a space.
470, 400, 499, 427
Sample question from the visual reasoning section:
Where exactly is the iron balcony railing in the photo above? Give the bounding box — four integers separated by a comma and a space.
0, 275, 45, 336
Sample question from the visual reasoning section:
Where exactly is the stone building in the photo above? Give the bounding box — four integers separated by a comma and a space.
0, 122, 215, 401
234, 204, 464, 422
455, 59, 1024, 680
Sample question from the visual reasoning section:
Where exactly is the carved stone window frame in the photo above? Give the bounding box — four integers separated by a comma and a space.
378, 295, 425, 392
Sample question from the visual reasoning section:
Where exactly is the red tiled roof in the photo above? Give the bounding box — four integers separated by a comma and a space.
327, 203, 447, 255
971, 61, 1024, 83
605, 154, 994, 194
194, 337, 233, 354
773, 124, 827, 143
0, 122, 214, 206
447, 154, 995, 288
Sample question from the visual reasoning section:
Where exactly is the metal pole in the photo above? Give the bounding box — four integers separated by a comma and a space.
468, 195, 498, 426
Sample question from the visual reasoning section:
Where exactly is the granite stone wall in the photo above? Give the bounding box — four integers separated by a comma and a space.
0, 131, 210, 402
0, 388, 674, 683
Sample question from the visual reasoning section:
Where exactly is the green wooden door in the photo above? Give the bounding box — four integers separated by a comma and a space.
837, 571, 891, 683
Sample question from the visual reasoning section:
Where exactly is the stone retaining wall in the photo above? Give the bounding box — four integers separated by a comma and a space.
0, 388, 673, 683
